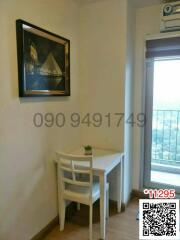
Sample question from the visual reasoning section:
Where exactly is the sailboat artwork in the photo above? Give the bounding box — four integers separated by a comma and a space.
16, 19, 70, 97
25, 42, 64, 90
40, 52, 63, 86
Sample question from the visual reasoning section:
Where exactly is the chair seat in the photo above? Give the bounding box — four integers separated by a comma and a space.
63, 182, 109, 205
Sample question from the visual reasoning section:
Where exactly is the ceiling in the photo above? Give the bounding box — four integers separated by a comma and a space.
75, 0, 162, 8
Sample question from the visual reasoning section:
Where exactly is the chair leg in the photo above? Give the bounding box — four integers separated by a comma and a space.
106, 188, 109, 220
89, 204, 93, 240
60, 199, 66, 231
77, 202, 80, 211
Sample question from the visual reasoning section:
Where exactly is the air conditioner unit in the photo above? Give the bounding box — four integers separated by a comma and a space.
160, 1, 180, 32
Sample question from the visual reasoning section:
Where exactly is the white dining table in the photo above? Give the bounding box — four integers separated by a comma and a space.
55, 147, 124, 240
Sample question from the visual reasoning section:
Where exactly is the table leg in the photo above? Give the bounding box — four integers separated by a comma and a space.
100, 173, 106, 240
57, 163, 62, 229
117, 160, 123, 213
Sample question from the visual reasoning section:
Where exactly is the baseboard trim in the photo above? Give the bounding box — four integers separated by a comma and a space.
109, 199, 126, 212
131, 189, 147, 199
121, 202, 126, 212
31, 216, 59, 240
31, 202, 77, 240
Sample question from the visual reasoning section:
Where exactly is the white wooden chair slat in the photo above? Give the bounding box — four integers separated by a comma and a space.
63, 177, 91, 187
61, 166, 91, 174
56, 151, 92, 161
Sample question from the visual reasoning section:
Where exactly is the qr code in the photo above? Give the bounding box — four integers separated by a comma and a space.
139, 199, 179, 240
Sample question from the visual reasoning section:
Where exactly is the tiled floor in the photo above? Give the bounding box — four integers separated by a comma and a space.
43, 199, 139, 240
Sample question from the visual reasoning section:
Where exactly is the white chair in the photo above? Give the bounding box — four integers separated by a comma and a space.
56, 151, 109, 240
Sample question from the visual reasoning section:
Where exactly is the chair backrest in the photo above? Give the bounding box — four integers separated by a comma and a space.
56, 151, 93, 199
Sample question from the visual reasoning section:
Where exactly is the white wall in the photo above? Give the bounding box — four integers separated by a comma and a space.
124, 0, 135, 203
132, 4, 161, 190
79, 0, 135, 203
0, 0, 81, 239
79, 0, 126, 151
79, 0, 126, 202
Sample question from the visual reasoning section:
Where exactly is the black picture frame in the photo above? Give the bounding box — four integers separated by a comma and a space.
16, 19, 70, 97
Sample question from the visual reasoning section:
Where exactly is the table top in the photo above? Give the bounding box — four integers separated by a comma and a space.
56, 147, 124, 174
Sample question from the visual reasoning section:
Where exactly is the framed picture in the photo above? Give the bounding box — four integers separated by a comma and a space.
16, 19, 70, 97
